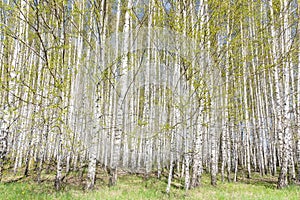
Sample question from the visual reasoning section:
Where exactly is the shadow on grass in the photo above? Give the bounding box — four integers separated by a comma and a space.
3, 175, 26, 184
237, 175, 277, 189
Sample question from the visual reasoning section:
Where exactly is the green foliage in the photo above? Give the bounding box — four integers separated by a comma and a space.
161, 123, 174, 131
137, 119, 148, 126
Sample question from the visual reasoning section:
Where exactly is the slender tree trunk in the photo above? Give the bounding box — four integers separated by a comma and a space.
277, 0, 292, 188
166, 128, 175, 194
0, 129, 7, 181
109, 0, 132, 186
240, 19, 251, 179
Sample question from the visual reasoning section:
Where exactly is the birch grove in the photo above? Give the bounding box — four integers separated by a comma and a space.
1, 0, 300, 191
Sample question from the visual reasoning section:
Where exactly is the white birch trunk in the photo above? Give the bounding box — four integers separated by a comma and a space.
278, 0, 293, 188
110, 0, 132, 186
240, 19, 251, 178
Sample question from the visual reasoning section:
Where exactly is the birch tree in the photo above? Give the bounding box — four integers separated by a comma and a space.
1, 0, 300, 191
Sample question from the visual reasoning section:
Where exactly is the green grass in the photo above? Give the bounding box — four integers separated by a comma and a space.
0, 173, 299, 200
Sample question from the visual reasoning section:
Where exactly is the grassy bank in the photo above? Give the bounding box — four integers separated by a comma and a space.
0, 173, 299, 199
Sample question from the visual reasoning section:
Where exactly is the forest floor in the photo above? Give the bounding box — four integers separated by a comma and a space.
0, 170, 299, 200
